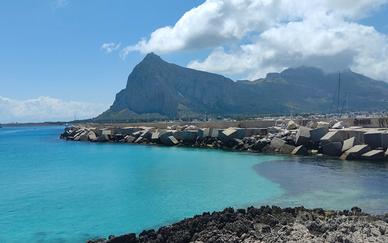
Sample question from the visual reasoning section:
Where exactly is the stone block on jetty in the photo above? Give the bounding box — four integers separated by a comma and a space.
340, 145, 370, 160
279, 144, 296, 154
96, 134, 110, 142
252, 139, 270, 151
322, 142, 343, 156
342, 137, 356, 152
310, 127, 329, 143
268, 138, 295, 154
101, 129, 112, 136
270, 138, 286, 149
362, 150, 386, 161
163, 136, 179, 146
198, 128, 210, 138
174, 130, 198, 142
292, 145, 308, 156
244, 128, 268, 137
364, 131, 383, 149
332, 121, 345, 129
87, 131, 97, 142
210, 128, 220, 138
125, 135, 136, 143
219, 128, 245, 142
118, 127, 142, 135
74, 130, 87, 141
286, 120, 298, 130
321, 129, 364, 144
140, 129, 153, 140
317, 121, 330, 129
295, 126, 312, 146
159, 131, 175, 145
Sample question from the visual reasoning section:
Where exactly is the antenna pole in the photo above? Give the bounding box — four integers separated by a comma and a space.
337, 72, 341, 115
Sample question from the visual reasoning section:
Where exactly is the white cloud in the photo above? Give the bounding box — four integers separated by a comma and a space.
101, 42, 121, 54
122, 0, 388, 81
0, 96, 107, 123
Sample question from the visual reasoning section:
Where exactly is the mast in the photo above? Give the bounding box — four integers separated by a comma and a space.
337, 72, 341, 115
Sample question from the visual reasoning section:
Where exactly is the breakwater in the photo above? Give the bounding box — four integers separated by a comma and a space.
61, 119, 388, 161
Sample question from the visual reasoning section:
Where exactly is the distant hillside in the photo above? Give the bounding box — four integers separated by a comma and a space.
96, 53, 388, 121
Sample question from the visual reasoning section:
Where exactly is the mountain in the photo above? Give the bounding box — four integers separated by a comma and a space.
96, 53, 388, 121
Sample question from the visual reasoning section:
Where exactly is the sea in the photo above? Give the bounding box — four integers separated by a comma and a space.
1, 126, 388, 242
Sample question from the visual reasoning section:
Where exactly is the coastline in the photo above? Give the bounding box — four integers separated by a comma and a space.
88, 206, 388, 243
59, 119, 388, 242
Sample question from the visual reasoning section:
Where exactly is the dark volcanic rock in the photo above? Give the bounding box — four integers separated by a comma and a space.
89, 206, 388, 243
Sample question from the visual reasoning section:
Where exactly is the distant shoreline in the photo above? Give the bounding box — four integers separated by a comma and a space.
0, 122, 67, 128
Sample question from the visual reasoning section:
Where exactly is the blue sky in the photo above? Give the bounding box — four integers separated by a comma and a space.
0, 0, 205, 105
0, 0, 388, 122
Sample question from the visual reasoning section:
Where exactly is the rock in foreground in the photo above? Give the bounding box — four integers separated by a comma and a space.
88, 206, 388, 243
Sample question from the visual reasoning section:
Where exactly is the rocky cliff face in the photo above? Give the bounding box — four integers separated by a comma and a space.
96, 53, 388, 121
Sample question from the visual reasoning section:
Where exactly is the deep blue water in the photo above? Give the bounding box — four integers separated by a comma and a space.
1, 126, 388, 242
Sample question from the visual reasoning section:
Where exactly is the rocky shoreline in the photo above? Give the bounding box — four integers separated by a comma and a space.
88, 206, 388, 243
60, 119, 388, 161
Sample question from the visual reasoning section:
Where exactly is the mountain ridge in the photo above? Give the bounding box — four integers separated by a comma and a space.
96, 53, 388, 121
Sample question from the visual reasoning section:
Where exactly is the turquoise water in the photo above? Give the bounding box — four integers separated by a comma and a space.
1, 126, 388, 242
0, 126, 282, 242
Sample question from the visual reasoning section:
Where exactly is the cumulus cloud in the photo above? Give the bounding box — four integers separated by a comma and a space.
122, 0, 388, 81
0, 96, 107, 123
101, 42, 121, 54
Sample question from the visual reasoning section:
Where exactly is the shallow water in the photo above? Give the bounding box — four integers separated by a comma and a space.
0, 126, 388, 242
0, 126, 282, 242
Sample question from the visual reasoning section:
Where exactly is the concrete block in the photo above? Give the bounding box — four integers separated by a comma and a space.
382, 132, 388, 149
292, 145, 308, 156
321, 130, 365, 144
118, 127, 142, 135
317, 121, 330, 129
159, 131, 174, 145
322, 142, 343, 156
362, 150, 386, 161
295, 126, 312, 146
332, 121, 344, 129
101, 129, 112, 136
174, 130, 198, 142
135, 136, 146, 144
286, 120, 298, 130
77, 131, 89, 141
279, 144, 296, 154
165, 136, 179, 146
270, 138, 286, 150
310, 127, 328, 142
87, 131, 97, 141
96, 134, 110, 142
198, 128, 210, 139
364, 131, 382, 149
252, 139, 269, 151
210, 128, 220, 138
342, 137, 356, 152
125, 135, 136, 143
244, 128, 268, 137
340, 145, 370, 160
219, 128, 245, 142
151, 131, 160, 142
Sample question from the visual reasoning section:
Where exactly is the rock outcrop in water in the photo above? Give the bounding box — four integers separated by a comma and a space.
88, 206, 388, 243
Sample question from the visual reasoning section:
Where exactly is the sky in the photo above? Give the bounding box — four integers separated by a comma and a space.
0, 0, 388, 123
